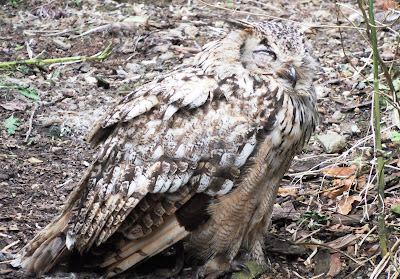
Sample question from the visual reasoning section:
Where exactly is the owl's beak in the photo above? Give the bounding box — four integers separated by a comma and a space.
288, 65, 297, 88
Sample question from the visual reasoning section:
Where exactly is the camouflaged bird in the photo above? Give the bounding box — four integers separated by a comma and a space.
13, 20, 319, 278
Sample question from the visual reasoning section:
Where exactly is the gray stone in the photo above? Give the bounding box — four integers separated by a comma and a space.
126, 63, 142, 74
316, 132, 346, 153
332, 111, 343, 120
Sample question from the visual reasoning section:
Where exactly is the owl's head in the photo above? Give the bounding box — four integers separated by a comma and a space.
232, 20, 317, 90
233, 20, 317, 91
195, 20, 318, 92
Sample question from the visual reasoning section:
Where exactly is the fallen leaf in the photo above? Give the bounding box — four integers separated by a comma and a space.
322, 166, 357, 178
314, 249, 330, 276
355, 224, 370, 234
356, 175, 367, 191
376, 0, 400, 10
0, 101, 27, 111
327, 224, 353, 233
231, 261, 268, 279
27, 157, 43, 163
392, 204, 400, 214
324, 177, 354, 199
278, 187, 298, 197
327, 253, 342, 277
326, 234, 358, 249
337, 195, 362, 215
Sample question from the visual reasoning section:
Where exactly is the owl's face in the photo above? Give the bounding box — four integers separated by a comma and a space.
238, 21, 317, 90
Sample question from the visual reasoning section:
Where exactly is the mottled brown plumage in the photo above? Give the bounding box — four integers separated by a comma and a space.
13, 20, 319, 278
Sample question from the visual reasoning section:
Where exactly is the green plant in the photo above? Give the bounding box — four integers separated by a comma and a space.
3, 115, 20, 135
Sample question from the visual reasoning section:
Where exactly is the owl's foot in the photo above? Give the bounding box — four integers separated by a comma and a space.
195, 255, 250, 279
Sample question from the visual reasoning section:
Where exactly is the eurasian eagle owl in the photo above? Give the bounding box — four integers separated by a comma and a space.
13, 20, 318, 278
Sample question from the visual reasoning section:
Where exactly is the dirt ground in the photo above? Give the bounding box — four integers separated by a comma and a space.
1, 0, 400, 278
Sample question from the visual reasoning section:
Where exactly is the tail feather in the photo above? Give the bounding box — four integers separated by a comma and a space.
12, 211, 72, 275
25, 235, 67, 274
102, 215, 189, 278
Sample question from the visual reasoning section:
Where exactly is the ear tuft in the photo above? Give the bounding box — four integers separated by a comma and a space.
226, 19, 255, 32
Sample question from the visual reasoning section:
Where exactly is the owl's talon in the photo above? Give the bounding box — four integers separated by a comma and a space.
231, 261, 250, 273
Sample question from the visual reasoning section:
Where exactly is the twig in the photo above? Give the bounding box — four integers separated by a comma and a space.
297, 241, 361, 265
369, 238, 400, 279
195, 0, 364, 30
0, 43, 113, 69
0, 240, 20, 253
360, 0, 388, 256
25, 104, 38, 142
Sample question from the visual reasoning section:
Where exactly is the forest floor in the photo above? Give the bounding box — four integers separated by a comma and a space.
1, 0, 400, 278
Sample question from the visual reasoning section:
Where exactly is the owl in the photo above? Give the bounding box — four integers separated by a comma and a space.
13, 20, 318, 278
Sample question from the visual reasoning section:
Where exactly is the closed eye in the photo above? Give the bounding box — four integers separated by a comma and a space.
253, 49, 277, 60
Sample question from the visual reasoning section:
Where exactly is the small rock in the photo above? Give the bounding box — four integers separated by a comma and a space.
123, 16, 149, 26
214, 20, 225, 28
62, 89, 76, 97
52, 38, 71, 50
85, 76, 97, 84
318, 107, 326, 114
342, 90, 351, 97
31, 184, 41, 189
350, 124, 361, 134
79, 63, 91, 73
182, 24, 199, 39
356, 82, 365, 90
141, 59, 157, 66
316, 132, 346, 153
315, 85, 330, 99
116, 69, 128, 78
126, 63, 143, 73
51, 147, 64, 155
341, 123, 361, 135
159, 51, 174, 61
332, 111, 343, 120
145, 72, 157, 80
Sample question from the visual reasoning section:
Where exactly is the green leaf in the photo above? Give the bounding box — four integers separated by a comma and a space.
3, 115, 21, 134
18, 88, 40, 100
231, 261, 268, 279
391, 131, 400, 144
18, 65, 29, 73
392, 204, 400, 214
302, 211, 330, 223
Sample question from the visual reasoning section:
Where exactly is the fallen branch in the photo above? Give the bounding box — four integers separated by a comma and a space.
0, 43, 113, 69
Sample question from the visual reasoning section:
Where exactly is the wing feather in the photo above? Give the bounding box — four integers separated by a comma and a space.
67, 65, 276, 253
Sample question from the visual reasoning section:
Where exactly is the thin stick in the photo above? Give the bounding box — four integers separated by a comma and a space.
0, 240, 20, 253
195, 0, 364, 30
25, 104, 38, 142
0, 43, 113, 69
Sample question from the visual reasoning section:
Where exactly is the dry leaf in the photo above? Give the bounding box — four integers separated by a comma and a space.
376, 0, 400, 10
0, 101, 27, 111
324, 176, 354, 199
326, 234, 358, 249
322, 166, 357, 178
338, 195, 362, 215
27, 157, 43, 163
327, 224, 353, 233
356, 175, 367, 191
355, 224, 370, 234
327, 253, 342, 277
278, 187, 298, 197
